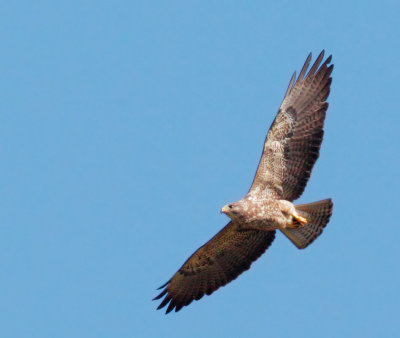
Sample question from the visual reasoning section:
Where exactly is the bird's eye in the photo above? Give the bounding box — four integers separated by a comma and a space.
229, 205, 233, 209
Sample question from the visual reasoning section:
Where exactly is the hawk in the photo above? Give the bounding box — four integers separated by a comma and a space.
154, 51, 334, 314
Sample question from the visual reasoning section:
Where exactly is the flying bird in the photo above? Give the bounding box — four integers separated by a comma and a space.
154, 51, 334, 314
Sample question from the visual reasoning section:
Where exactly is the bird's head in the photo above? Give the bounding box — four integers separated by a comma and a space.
220, 202, 244, 220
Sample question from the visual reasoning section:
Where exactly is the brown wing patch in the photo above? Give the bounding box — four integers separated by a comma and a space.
154, 222, 276, 314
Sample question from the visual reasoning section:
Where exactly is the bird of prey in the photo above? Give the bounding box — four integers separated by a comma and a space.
154, 51, 334, 314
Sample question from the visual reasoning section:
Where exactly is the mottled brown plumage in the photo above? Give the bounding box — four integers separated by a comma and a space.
155, 51, 334, 314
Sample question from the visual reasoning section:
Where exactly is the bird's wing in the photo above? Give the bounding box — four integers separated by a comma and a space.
154, 222, 276, 314
249, 51, 333, 201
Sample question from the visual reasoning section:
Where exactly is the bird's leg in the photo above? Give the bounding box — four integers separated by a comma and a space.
291, 211, 307, 227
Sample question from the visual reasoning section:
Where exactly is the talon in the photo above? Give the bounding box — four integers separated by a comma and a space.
292, 212, 308, 227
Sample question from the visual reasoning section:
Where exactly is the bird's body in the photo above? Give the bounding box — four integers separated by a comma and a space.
221, 195, 300, 231
155, 51, 334, 314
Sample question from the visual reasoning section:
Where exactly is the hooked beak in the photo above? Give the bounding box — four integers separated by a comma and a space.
221, 205, 230, 214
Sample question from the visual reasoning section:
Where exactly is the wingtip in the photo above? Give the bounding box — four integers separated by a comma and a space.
157, 295, 172, 310
283, 71, 297, 100
298, 53, 312, 81
153, 288, 168, 301
306, 52, 312, 64
157, 280, 170, 290
157, 303, 166, 310
305, 52, 312, 66
166, 301, 175, 314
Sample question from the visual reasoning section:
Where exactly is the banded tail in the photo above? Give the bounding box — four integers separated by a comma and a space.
281, 199, 333, 249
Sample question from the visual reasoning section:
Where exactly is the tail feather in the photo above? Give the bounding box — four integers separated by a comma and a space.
281, 199, 333, 249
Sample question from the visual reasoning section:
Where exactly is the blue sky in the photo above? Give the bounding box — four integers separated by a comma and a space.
1, 1, 399, 337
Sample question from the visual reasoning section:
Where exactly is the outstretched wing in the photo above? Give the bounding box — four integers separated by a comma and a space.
154, 223, 276, 314
249, 51, 333, 201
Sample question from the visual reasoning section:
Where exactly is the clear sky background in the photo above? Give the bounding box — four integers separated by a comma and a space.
0, 1, 399, 337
